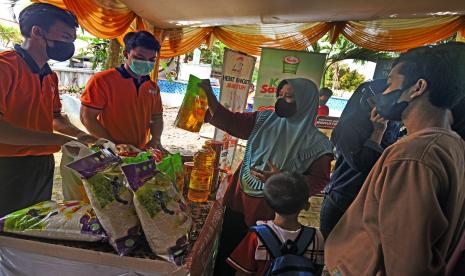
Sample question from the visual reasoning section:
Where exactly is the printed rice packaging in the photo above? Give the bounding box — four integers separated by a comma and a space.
0, 200, 106, 242
68, 149, 141, 256
122, 160, 192, 263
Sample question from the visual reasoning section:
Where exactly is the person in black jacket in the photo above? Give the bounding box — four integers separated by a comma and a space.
319, 79, 401, 239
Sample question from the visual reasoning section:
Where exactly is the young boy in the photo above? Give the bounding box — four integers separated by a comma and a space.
227, 172, 325, 275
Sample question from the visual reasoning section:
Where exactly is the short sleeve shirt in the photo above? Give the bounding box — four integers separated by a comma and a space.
80, 65, 163, 148
227, 221, 325, 275
0, 45, 61, 156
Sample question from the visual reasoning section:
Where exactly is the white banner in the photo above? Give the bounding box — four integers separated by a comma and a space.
213, 48, 257, 171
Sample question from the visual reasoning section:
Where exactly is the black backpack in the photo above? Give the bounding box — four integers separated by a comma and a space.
251, 224, 318, 276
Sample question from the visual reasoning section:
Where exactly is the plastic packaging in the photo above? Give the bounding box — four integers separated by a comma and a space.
0, 200, 106, 242
204, 140, 223, 195
187, 144, 216, 202
183, 162, 194, 198
174, 75, 208, 132
61, 140, 118, 202
122, 160, 192, 264
61, 142, 94, 202
156, 153, 185, 195
67, 149, 140, 256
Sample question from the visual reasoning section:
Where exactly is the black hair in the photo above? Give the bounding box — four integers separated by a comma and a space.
18, 3, 78, 38
123, 31, 161, 52
320, 87, 333, 97
391, 42, 465, 109
264, 171, 309, 215
275, 79, 289, 97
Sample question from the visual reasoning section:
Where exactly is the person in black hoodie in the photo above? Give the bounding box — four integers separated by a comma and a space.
319, 79, 401, 239
435, 42, 465, 141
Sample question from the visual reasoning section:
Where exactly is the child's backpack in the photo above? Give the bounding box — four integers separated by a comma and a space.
251, 224, 318, 276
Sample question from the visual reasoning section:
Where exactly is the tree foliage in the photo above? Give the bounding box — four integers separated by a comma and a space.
0, 24, 22, 48
324, 63, 366, 92
77, 36, 118, 70
185, 40, 227, 70
311, 35, 398, 90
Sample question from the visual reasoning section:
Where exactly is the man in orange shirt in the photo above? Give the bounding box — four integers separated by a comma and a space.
80, 31, 166, 152
0, 3, 97, 217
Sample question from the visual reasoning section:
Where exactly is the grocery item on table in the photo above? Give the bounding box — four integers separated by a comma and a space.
61, 141, 94, 202
121, 151, 153, 164
150, 148, 165, 163
122, 160, 192, 264
68, 149, 141, 256
174, 75, 208, 132
0, 201, 106, 242
117, 144, 142, 157
183, 162, 194, 198
204, 140, 223, 195
156, 153, 184, 195
187, 144, 216, 202
61, 139, 118, 202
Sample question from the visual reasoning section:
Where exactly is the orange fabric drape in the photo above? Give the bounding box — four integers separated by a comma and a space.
159, 27, 213, 58
30, 1, 465, 55
213, 23, 333, 56
118, 26, 213, 58
341, 16, 465, 52
155, 23, 331, 58
35, 0, 136, 39
329, 22, 347, 44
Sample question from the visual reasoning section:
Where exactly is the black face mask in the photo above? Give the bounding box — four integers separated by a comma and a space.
274, 98, 297, 118
373, 88, 409, 121
45, 38, 75, 62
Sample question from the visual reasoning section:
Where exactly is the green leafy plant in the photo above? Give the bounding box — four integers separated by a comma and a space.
160, 58, 176, 82
310, 35, 398, 90
0, 24, 22, 48
324, 63, 366, 91
184, 40, 227, 70
78, 36, 123, 70
60, 85, 85, 94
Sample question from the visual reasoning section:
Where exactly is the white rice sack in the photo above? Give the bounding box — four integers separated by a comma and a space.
0, 201, 106, 242
61, 140, 118, 202
122, 160, 192, 264
68, 149, 141, 256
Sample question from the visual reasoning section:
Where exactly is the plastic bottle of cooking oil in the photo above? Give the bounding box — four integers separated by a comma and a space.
188, 144, 216, 202
175, 75, 208, 132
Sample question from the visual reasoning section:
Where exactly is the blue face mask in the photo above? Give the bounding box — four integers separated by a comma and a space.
129, 59, 155, 76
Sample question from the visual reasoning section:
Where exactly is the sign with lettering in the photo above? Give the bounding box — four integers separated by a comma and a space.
253, 48, 326, 111
214, 48, 256, 170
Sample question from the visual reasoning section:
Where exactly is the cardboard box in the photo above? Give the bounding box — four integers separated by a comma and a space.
0, 201, 224, 275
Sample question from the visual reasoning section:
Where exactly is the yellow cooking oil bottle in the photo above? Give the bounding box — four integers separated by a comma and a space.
187, 143, 216, 202
175, 74, 208, 132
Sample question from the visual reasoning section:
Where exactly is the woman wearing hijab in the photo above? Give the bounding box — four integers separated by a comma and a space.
200, 78, 333, 275
319, 79, 402, 239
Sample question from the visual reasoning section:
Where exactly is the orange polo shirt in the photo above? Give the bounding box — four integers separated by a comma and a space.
0, 45, 62, 157
80, 65, 163, 149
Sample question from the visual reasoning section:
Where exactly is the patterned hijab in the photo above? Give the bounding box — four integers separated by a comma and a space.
239, 78, 333, 197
